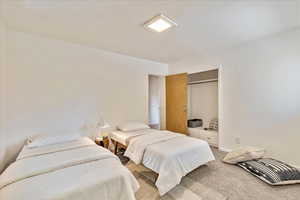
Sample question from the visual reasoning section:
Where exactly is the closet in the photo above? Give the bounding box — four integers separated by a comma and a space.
165, 70, 219, 147
187, 69, 219, 147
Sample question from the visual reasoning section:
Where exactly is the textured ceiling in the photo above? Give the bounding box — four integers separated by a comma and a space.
2, 0, 300, 63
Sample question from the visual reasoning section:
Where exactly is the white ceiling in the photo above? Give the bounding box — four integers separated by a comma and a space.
2, 0, 300, 64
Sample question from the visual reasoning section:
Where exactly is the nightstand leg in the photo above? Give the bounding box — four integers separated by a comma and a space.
114, 141, 118, 155
100, 141, 104, 147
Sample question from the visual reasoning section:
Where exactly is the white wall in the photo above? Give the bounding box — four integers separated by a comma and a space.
0, 17, 5, 131
0, 30, 168, 172
0, 5, 7, 173
0, 0, 6, 128
170, 63, 218, 75
188, 82, 218, 128
170, 29, 300, 166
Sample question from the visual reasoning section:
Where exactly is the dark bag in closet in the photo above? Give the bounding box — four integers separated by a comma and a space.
188, 119, 203, 128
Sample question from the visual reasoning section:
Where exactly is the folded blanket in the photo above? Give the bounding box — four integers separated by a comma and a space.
124, 131, 183, 164
17, 137, 95, 160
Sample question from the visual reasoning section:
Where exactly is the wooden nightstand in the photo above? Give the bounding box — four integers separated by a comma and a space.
95, 136, 109, 148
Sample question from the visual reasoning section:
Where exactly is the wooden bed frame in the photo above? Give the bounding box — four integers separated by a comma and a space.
111, 139, 127, 154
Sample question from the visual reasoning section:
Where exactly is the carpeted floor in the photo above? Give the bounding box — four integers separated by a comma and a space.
125, 148, 300, 200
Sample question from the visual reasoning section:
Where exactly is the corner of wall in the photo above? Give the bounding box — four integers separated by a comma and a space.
0, 1, 8, 173
0, 13, 8, 132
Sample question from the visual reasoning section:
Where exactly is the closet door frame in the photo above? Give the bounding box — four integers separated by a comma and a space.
165, 65, 224, 151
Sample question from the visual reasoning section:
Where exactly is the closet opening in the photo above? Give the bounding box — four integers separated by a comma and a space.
187, 69, 219, 148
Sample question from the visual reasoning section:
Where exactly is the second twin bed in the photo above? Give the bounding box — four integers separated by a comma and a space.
110, 124, 215, 195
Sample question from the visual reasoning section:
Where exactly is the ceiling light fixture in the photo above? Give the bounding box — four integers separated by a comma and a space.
144, 14, 177, 33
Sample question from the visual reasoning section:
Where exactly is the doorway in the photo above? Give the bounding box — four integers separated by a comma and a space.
148, 75, 163, 129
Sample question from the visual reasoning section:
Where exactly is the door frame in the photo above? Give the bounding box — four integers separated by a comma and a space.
217, 65, 224, 151
188, 65, 223, 150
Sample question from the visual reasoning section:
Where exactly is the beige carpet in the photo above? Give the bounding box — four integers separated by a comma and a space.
125, 148, 300, 200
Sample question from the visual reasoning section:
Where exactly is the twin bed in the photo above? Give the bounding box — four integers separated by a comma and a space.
110, 123, 215, 195
0, 122, 215, 199
0, 137, 139, 200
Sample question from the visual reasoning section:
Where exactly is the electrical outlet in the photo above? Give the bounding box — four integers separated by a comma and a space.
235, 137, 241, 145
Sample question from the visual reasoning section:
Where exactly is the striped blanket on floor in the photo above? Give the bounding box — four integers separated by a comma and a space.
238, 158, 300, 185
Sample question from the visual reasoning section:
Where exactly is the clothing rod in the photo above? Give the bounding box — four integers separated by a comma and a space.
188, 79, 218, 85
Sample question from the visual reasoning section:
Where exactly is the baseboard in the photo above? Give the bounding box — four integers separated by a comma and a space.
218, 147, 232, 152
291, 164, 300, 169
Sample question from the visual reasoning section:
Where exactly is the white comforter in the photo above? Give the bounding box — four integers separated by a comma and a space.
125, 130, 215, 195
0, 137, 139, 200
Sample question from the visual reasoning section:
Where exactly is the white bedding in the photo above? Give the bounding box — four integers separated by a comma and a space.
0, 137, 139, 200
123, 129, 215, 195
110, 129, 156, 146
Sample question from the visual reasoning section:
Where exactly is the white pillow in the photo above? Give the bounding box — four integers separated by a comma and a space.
223, 146, 266, 164
27, 132, 81, 148
117, 121, 150, 132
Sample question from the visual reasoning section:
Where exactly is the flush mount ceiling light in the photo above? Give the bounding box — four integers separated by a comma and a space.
144, 14, 177, 33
